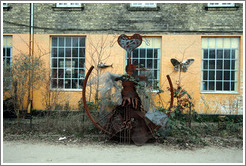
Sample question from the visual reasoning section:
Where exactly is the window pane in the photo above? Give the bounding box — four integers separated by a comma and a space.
59, 37, 64, 47
79, 59, 85, 68
51, 79, 57, 88
154, 70, 157, 78
231, 71, 235, 80
154, 59, 158, 68
58, 69, 64, 78
65, 48, 71, 57
216, 82, 222, 90
72, 59, 78, 68
73, 69, 78, 78
79, 37, 85, 47
224, 49, 230, 59
217, 60, 223, 69
140, 49, 145, 58
6, 58, 10, 66
209, 49, 215, 59
52, 59, 57, 67
133, 60, 138, 65
217, 49, 223, 59
216, 71, 222, 80
79, 69, 85, 78
52, 48, 57, 57
72, 48, 78, 57
79, 48, 85, 57
59, 48, 64, 57
224, 71, 230, 80
58, 79, 63, 88
224, 60, 230, 69
66, 37, 71, 47
3, 48, 5, 57
209, 71, 215, 80
147, 59, 152, 68
203, 60, 208, 69
72, 79, 78, 89
154, 49, 158, 58
79, 79, 84, 89
73, 38, 78, 47
224, 82, 230, 91
231, 60, 235, 69
231, 82, 235, 91
140, 59, 145, 67
203, 71, 208, 80
231, 50, 235, 59
209, 60, 215, 69
6, 49, 10, 58
52, 38, 57, 47
209, 82, 214, 90
65, 70, 71, 78
58, 59, 64, 67
52, 69, 57, 78
203, 81, 208, 90
65, 79, 71, 88
133, 49, 138, 58
147, 49, 153, 58
65, 59, 71, 67
203, 50, 208, 59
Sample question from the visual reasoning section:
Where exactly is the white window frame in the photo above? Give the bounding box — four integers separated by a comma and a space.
130, 3, 157, 8
56, 3, 81, 7
201, 37, 239, 94
3, 3, 8, 7
125, 37, 160, 91
50, 36, 86, 90
207, 3, 235, 7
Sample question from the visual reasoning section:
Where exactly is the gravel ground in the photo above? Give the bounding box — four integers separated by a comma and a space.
2, 140, 244, 164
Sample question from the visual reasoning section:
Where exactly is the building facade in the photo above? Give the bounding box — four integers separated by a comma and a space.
2, 2, 244, 114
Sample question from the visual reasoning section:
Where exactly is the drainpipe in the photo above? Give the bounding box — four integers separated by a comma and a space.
27, 3, 34, 117
31, 3, 34, 102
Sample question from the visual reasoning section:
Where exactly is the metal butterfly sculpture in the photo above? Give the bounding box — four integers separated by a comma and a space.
170, 58, 195, 72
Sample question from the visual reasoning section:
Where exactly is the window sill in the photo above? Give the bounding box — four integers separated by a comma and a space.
50, 88, 82, 92
52, 6, 84, 11
200, 91, 239, 95
127, 5, 160, 11
205, 5, 239, 11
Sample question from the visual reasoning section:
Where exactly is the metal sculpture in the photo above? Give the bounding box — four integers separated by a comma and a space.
170, 58, 195, 72
82, 34, 174, 145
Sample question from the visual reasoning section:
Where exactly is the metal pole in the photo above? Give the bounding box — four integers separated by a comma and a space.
30, 3, 34, 101
27, 3, 34, 125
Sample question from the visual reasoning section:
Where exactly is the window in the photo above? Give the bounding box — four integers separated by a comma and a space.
207, 3, 235, 7
56, 3, 81, 7
51, 36, 86, 90
126, 37, 161, 90
3, 36, 12, 89
130, 3, 157, 8
3, 3, 8, 7
201, 37, 239, 93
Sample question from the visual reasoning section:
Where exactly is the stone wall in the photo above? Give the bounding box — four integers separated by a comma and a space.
3, 3, 243, 34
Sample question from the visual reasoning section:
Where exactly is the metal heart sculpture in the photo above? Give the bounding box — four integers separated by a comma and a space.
117, 34, 142, 53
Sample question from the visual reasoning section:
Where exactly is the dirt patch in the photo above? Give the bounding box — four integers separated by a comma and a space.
3, 140, 243, 163
2, 115, 244, 163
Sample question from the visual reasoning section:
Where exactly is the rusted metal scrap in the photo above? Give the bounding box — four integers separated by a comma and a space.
82, 34, 174, 145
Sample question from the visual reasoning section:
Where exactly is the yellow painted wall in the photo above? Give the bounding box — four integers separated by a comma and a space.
6, 34, 243, 114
